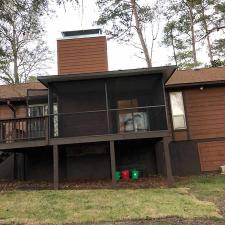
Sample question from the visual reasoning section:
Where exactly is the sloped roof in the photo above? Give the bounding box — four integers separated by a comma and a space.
166, 67, 225, 87
0, 82, 46, 100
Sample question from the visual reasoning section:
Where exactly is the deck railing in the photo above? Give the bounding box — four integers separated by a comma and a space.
0, 116, 47, 143
0, 105, 168, 144
49, 105, 168, 138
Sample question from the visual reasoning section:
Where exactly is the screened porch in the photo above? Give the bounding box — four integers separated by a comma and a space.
48, 73, 169, 139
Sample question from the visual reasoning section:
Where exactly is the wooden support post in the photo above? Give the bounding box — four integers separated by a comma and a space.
13, 153, 17, 180
45, 116, 49, 144
110, 141, 116, 184
53, 145, 59, 190
163, 137, 175, 187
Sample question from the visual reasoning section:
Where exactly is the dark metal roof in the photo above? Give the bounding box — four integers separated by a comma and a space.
38, 66, 177, 87
62, 29, 102, 37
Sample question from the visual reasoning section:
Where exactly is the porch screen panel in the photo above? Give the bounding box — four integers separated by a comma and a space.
107, 74, 167, 133
148, 107, 167, 131
52, 79, 108, 138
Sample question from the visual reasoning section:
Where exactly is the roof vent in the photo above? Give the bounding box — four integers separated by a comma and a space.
192, 66, 204, 71
61, 29, 102, 38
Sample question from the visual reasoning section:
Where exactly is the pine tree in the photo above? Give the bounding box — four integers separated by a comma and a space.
162, 0, 225, 68
96, 0, 160, 67
161, 0, 201, 68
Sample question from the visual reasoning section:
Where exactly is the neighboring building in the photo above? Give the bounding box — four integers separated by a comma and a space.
0, 29, 225, 188
0, 82, 46, 119
0, 82, 46, 180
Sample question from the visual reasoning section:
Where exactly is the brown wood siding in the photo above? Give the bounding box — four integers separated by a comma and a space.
185, 87, 225, 140
0, 105, 13, 119
174, 131, 188, 141
0, 104, 27, 119
57, 36, 108, 75
16, 105, 27, 118
198, 141, 225, 171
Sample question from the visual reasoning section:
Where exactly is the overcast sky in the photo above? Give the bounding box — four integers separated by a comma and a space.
43, 1, 173, 75
43, 1, 211, 75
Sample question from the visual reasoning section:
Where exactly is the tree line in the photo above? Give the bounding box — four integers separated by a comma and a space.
97, 0, 225, 69
0, 0, 75, 84
0, 0, 224, 84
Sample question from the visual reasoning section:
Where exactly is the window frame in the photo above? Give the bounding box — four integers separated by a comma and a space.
28, 103, 59, 137
117, 99, 149, 133
28, 104, 48, 117
169, 91, 187, 130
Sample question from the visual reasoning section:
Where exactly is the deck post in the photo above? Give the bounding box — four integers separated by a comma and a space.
163, 137, 175, 187
53, 145, 59, 190
110, 140, 116, 184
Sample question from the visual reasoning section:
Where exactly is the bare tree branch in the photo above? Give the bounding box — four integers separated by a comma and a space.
198, 25, 225, 41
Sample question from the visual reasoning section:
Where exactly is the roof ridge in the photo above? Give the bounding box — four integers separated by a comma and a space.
0, 81, 39, 87
177, 66, 225, 72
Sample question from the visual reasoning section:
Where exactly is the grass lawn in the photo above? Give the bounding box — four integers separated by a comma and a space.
0, 175, 224, 225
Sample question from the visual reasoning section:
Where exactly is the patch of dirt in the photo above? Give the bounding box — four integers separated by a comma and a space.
0, 218, 223, 225
79, 217, 225, 225
0, 218, 224, 225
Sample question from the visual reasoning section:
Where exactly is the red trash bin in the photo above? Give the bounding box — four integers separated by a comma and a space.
121, 170, 130, 181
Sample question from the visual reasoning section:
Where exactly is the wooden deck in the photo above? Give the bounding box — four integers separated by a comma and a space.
0, 130, 170, 150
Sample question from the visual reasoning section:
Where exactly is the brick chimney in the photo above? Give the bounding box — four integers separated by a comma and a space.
57, 29, 108, 75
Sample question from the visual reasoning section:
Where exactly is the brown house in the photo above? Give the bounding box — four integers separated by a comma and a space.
166, 67, 225, 173
0, 29, 225, 188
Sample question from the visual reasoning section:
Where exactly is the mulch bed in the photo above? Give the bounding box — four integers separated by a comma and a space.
0, 173, 220, 191
0, 177, 169, 191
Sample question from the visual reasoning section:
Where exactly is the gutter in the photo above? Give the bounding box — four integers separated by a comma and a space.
38, 66, 177, 87
6, 100, 16, 118
166, 80, 225, 89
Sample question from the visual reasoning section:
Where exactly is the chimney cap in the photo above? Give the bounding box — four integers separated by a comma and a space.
61, 29, 102, 38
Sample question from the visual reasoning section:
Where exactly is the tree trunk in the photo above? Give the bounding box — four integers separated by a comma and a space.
187, 2, 198, 66
170, 30, 178, 65
200, 2, 213, 63
12, 21, 19, 84
130, 0, 152, 67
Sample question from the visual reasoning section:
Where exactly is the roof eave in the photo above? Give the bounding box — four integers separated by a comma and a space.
38, 66, 177, 87
166, 80, 225, 89
0, 97, 26, 102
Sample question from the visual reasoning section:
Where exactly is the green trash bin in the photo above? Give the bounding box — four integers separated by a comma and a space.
115, 171, 121, 182
131, 169, 139, 181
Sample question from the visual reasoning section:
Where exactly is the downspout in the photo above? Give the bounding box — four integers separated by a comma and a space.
7, 100, 16, 118
7, 100, 17, 142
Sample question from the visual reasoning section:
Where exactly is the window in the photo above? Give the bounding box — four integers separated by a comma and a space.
169, 92, 187, 130
28, 105, 48, 117
117, 99, 148, 132
28, 105, 48, 137
28, 104, 58, 137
